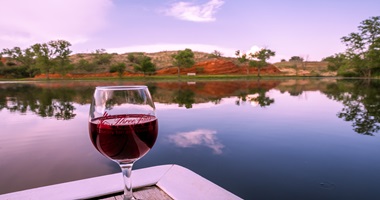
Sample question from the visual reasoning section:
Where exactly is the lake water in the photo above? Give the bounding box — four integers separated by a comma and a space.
1, 78, 380, 200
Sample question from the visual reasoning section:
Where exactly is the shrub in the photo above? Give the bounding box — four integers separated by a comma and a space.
337, 65, 359, 77
0, 66, 29, 78
109, 62, 126, 77
76, 59, 97, 72
6, 61, 16, 66
327, 64, 340, 71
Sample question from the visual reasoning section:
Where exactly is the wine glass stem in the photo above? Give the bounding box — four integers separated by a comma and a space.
120, 162, 135, 200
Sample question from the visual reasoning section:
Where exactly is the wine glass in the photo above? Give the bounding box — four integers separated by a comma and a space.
88, 86, 158, 200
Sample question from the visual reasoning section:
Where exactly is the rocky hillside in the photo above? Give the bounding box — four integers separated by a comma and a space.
69, 51, 281, 76
156, 58, 281, 75
69, 51, 212, 70
61, 51, 334, 77
273, 61, 335, 76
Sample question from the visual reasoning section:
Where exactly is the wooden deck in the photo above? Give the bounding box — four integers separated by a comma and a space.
0, 165, 242, 200
98, 186, 173, 200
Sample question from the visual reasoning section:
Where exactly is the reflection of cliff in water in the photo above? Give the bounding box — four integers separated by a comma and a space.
275, 78, 338, 96
0, 80, 282, 119
6, 78, 378, 132
153, 80, 281, 106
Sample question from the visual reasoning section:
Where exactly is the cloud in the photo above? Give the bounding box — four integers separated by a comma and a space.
0, 0, 113, 48
163, 0, 224, 22
235, 45, 262, 56
246, 45, 262, 55
168, 129, 224, 154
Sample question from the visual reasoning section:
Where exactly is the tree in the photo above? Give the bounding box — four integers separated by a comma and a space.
322, 53, 348, 71
235, 50, 249, 75
288, 56, 304, 76
76, 59, 97, 72
2, 47, 36, 77
32, 43, 55, 79
133, 55, 156, 76
289, 56, 304, 62
301, 55, 309, 70
127, 53, 136, 63
210, 50, 223, 58
48, 40, 72, 76
249, 48, 276, 78
31, 40, 73, 79
172, 48, 195, 77
109, 62, 126, 78
341, 16, 380, 77
0, 54, 3, 67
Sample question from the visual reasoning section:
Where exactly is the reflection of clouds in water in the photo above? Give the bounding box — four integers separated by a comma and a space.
168, 129, 224, 154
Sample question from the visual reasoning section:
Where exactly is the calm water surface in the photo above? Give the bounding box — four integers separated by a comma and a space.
1, 79, 380, 200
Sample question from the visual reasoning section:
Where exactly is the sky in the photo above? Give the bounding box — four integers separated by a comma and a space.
0, 0, 379, 62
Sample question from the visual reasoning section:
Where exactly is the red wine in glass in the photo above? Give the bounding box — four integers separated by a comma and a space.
89, 114, 158, 163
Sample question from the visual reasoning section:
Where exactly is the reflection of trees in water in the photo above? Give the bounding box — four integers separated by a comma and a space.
173, 89, 195, 109
236, 89, 274, 107
235, 81, 275, 107
52, 101, 76, 120
0, 80, 281, 119
324, 80, 380, 136
0, 84, 92, 120
151, 80, 281, 107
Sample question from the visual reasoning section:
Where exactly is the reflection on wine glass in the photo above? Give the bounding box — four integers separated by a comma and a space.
88, 86, 158, 200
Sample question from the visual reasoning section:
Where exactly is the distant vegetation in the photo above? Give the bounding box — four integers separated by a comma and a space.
235, 48, 276, 77
322, 16, 380, 77
0, 15, 379, 79
172, 48, 195, 77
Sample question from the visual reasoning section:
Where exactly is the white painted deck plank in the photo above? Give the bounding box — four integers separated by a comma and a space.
0, 165, 172, 200
99, 186, 172, 200
157, 165, 242, 200
0, 164, 242, 200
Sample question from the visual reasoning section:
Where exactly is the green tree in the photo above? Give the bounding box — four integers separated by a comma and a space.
322, 53, 348, 71
2, 47, 37, 77
172, 48, 195, 77
249, 48, 276, 78
0, 54, 3, 67
133, 56, 156, 76
289, 56, 303, 76
235, 50, 249, 75
76, 59, 97, 72
341, 16, 380, 77
127, 53, 136, 63
289, 56, 304, 62
109, 62, 126, 78
32, 43, 55, 79
49, 40, 72, 76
